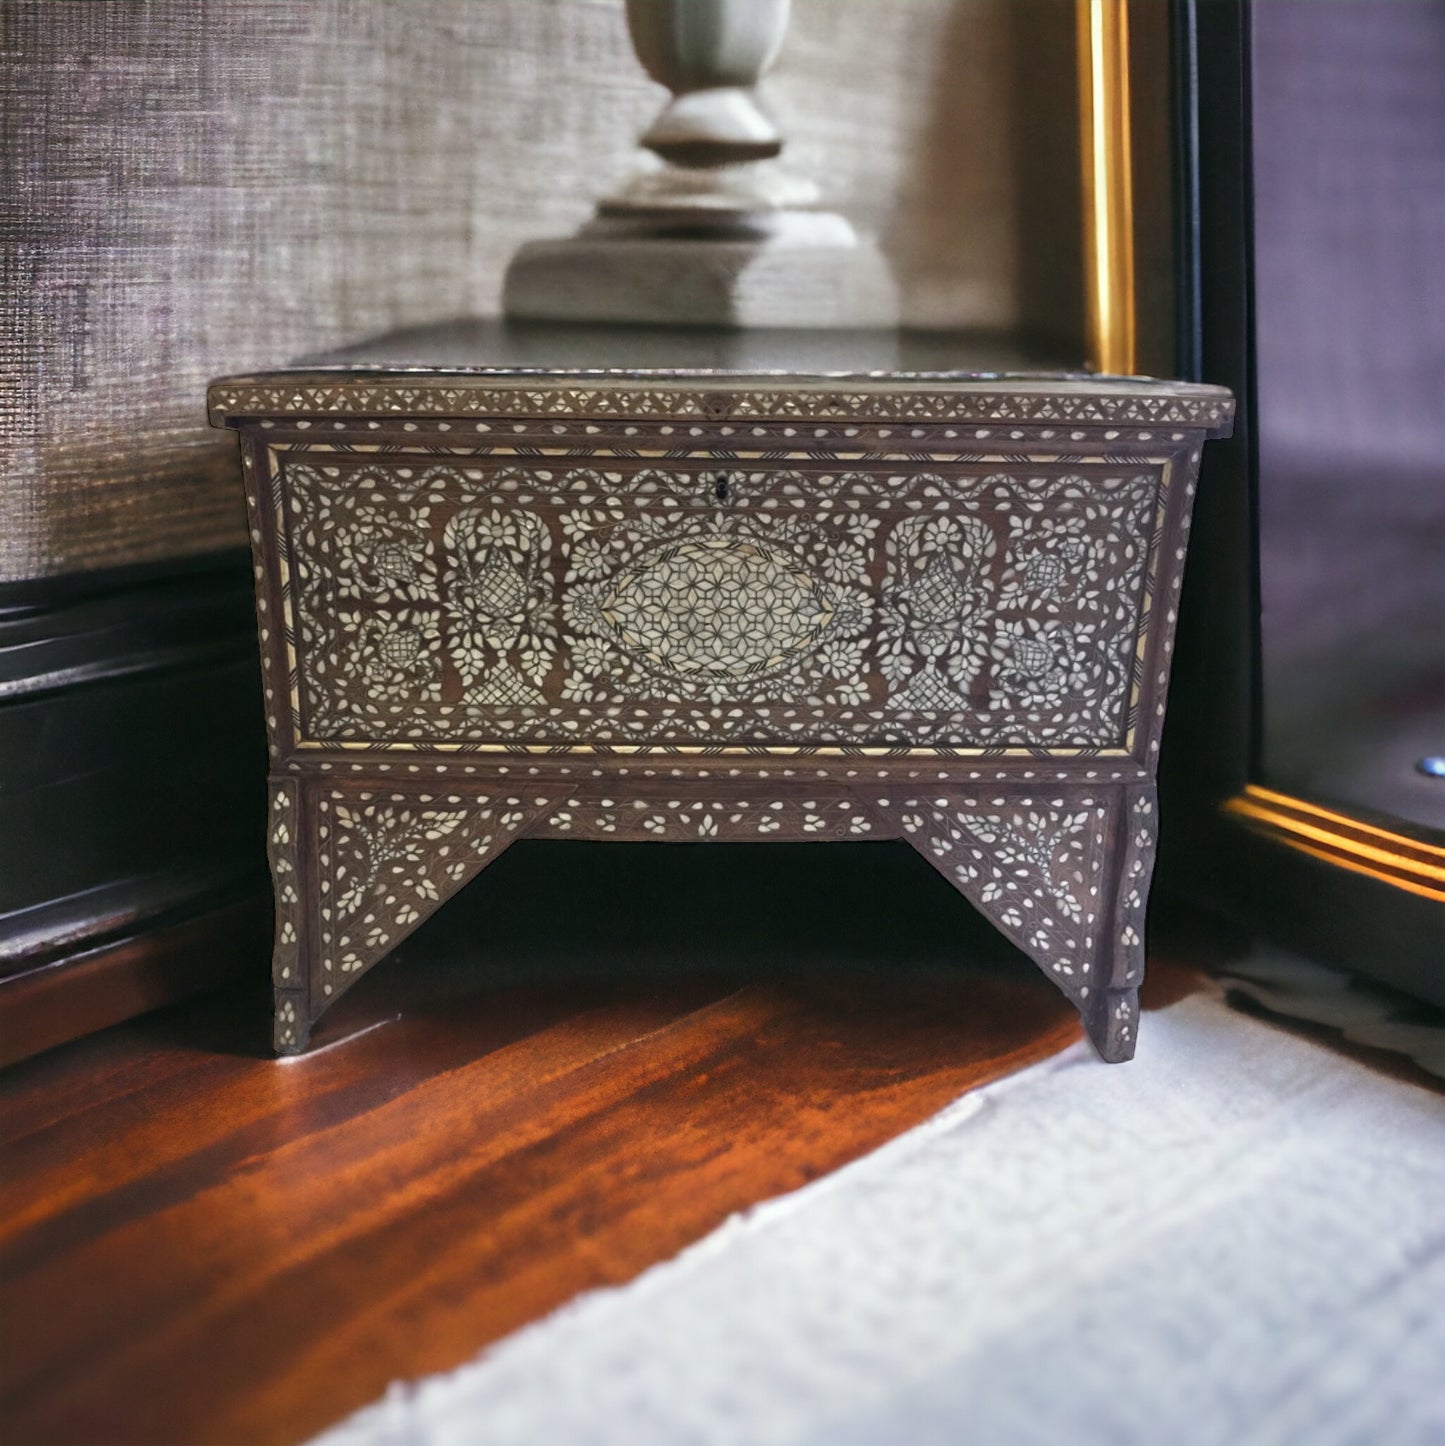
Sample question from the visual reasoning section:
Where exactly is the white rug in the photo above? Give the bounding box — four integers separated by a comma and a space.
314, 990, 1445, 1446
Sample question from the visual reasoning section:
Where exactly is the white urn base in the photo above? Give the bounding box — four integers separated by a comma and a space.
503, 220, 899, 330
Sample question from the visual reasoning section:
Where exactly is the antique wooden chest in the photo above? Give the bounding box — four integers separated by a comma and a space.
210, 324, 1233, 1060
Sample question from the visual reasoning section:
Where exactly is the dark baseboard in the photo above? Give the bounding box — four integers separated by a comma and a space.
0, 887, 271, 1068
0, 552, 270, 1058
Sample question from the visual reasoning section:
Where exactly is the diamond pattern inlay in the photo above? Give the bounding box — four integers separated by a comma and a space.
601, 535, 836, 680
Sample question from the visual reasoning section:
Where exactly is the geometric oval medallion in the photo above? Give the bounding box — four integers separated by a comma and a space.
599, 533, 836, 680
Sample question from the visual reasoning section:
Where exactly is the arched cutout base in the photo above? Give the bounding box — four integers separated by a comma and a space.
267, 778, 1155, 1062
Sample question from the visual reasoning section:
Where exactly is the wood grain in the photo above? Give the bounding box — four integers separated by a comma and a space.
0, 842, 1130, 1445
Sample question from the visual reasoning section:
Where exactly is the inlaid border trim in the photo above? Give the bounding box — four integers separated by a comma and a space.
210, 379, 1233, 430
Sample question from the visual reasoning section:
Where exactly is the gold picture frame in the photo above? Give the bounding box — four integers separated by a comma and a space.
1077, 0, 1137, 376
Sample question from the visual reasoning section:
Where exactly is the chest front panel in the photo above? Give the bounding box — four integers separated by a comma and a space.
276, 451, 1167, 754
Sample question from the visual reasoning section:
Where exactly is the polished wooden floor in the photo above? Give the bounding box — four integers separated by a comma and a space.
1, 843, 1182, 1445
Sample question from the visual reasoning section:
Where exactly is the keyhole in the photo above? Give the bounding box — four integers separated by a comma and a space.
714, 474, 730, 503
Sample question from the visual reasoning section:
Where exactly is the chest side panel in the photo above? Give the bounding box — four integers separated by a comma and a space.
277, 453, 1167, 753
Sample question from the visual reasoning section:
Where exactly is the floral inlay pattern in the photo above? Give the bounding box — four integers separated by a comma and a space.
543, 793, 876, 840
870, 475, 1154, 733
261, 778, 1150, 1058
878, 511, 996, 712
283, 460, 1160, 749
267, 780, 305, 1052
313, 789, 553, 994
876, 793, 1109, 1003
444, 508, 557, 707
1106, 788, 1157, 990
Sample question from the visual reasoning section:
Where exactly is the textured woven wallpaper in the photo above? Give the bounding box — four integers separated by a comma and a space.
2, 0, 1079, 581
